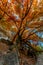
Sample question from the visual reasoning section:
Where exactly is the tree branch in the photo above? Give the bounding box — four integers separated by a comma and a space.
24, 24, 43, 41
0, 8, 18, 28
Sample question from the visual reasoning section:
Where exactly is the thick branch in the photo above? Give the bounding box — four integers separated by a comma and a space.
22, 0, 33, 20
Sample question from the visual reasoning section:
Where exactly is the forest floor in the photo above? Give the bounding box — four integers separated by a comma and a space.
0, 42, 43, 65
0, 51, 43, 65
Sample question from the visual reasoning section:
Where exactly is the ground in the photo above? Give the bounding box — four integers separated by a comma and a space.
0, 50, 43, 65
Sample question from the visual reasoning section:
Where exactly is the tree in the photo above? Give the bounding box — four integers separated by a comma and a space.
0, 0, 43, 65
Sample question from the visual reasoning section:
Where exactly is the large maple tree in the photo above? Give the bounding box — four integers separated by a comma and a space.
0, 0, 43, 65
